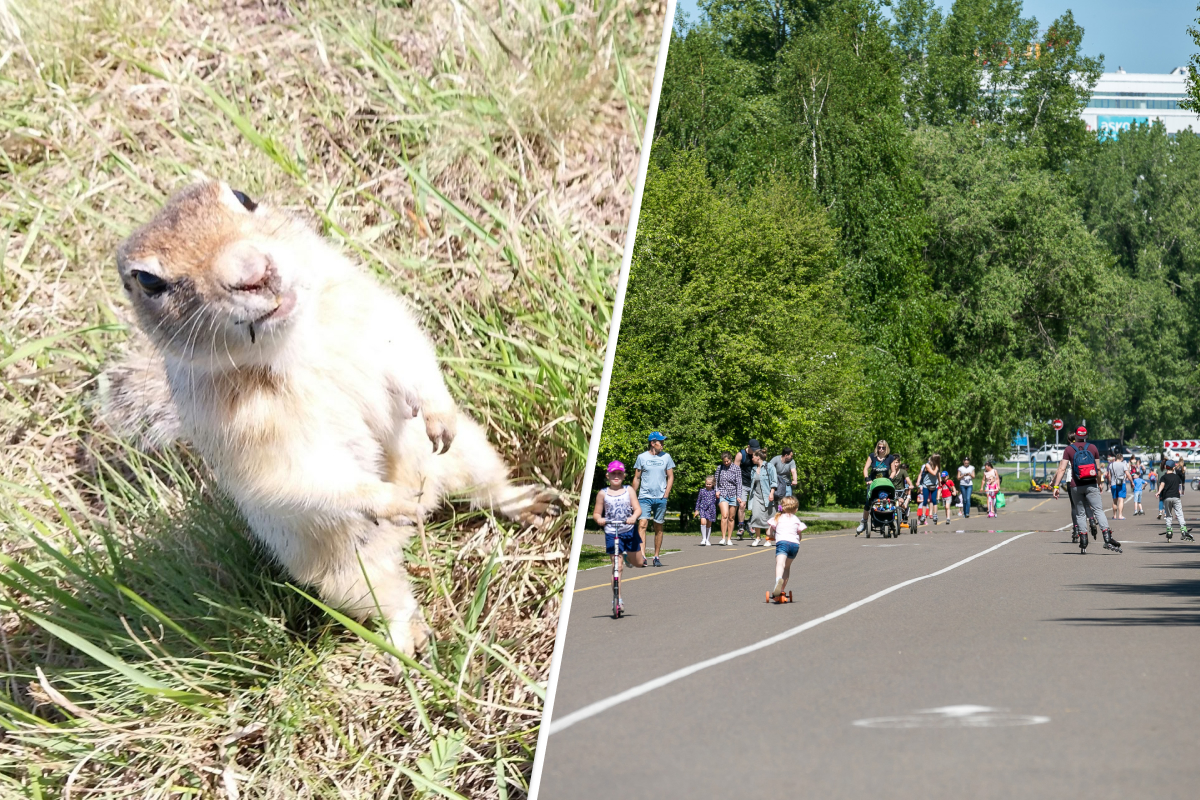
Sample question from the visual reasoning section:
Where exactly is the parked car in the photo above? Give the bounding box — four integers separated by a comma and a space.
1031, 444, 1065, 463
1180, 449, 1200, 465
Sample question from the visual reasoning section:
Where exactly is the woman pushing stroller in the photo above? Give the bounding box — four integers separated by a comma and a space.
857, 440, 898, 536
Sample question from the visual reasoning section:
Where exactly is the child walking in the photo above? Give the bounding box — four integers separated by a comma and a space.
695, 475, 718, 546
1132, 472, 1146, 516
592, 461, 644, 616
938, 471, 958, 525
768, 497, 806, 600
983, 461, 1001, 517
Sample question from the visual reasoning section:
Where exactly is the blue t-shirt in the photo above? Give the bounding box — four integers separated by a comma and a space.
634, 450, 676, 499
1133, 476, 1146, 492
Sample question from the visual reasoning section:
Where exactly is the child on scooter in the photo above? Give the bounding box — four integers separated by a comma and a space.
592, 461, 644, 615
768, 496, 806, 600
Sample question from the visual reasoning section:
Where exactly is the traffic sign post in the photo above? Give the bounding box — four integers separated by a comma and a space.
1053, 419, 1062, 448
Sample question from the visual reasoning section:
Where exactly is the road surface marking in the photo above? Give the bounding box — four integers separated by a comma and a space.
574, 532, 857, 585
853, 705, 1049, 729
573, 549, 772, 592
548, 531, 1036, 735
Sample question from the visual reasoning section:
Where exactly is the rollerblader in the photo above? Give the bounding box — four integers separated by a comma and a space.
1053, 427, 1120, 553
1157, 459, 1192, 542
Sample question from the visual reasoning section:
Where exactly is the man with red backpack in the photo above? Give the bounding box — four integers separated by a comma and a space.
1052, 427, 1122, 553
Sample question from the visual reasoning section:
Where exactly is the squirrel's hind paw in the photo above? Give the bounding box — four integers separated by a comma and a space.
496, 485, 564, 526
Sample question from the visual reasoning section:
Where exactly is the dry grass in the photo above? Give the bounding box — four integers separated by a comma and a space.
0, 0, 664, 796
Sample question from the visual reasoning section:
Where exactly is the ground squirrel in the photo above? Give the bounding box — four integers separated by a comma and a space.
106, 180, 558, 656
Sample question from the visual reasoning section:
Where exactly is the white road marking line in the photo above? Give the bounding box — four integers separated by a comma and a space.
854, 705, 1049, 729
546, 531, 1036, 736
1054, 524, 1072, 531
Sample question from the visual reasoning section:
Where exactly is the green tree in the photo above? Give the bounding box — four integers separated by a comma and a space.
1070, 122, 1200, 441
600, 148, 866, 504
912, 123, 1117, 457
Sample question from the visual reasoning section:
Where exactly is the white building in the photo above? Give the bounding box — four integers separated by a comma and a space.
1081, 68, 1200, 138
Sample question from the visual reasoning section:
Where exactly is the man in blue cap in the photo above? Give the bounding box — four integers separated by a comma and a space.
633, 431, 675, 567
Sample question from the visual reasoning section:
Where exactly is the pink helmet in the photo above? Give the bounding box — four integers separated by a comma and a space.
606, 460, 626, 474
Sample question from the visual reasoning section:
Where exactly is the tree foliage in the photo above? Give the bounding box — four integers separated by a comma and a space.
598, 0, 1198, 509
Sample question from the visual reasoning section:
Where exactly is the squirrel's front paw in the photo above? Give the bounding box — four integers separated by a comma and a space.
424, 409, 457, 455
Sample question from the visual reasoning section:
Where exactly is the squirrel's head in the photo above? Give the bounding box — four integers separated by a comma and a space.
116, 181, 325, 369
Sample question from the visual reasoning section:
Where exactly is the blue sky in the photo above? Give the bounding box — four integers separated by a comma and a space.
673, 0, 1197, 74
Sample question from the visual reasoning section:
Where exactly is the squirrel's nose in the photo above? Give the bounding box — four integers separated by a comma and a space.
218, 242, 275, 292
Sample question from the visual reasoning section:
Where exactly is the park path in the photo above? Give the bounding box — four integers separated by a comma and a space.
535, 494, 1200, 800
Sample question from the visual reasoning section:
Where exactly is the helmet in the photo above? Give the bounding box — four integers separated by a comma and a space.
648, 431, 666, 442
606, 460, 626, 473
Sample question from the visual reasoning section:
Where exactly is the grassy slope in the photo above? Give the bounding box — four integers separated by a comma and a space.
0, 0, 663, 796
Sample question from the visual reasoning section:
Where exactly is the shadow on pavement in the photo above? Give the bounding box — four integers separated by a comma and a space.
1054, 569, 1200, 626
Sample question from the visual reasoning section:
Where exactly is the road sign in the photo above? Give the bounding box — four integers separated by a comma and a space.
1052, 419, 1063, 431
1163, 440, 1200, 449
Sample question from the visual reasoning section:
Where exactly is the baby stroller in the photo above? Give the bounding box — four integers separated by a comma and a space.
865, 477, 901, 538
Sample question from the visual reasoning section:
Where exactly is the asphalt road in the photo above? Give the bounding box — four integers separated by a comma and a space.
535, 493, 1200, 799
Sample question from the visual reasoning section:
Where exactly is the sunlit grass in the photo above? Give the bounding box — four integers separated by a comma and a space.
0, 0, 664, 796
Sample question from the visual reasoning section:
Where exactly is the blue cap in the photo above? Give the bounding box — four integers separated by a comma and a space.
1166, 459, 1176, 468
940, 471, 948, 478
648, 431, 666, 442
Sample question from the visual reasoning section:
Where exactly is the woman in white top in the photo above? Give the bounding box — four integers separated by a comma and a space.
767, 496, 807, 599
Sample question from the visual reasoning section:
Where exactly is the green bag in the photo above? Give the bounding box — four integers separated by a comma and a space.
996, 492, 1006, 509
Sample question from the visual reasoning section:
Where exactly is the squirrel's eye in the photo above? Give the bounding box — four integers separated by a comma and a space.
133, 270, 168, 295
231, 189, 258, 212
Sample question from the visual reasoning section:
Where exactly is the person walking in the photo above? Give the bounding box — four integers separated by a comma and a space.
892, 458, 914, 529
694, 475, 718, 546
857, 440, 897, 535
1052, 426, 1121, 553
918, 454, 941, 527
938, 471, 958, 524
734, 438, 759, 539
747, 449, 778, 546
957, 457, 976, 519
1157, 459, 1193, 541
1132, 470, 1147, 516
714, 452, 743, 546
983, 461, 1001, 517
1108, 453, 1129, 520
632, 431, 675, 567
770, 447, 798, 510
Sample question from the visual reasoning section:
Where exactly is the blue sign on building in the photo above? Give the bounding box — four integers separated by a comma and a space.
1012, 433, 1028, 447
1097, 116, 1150, 139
